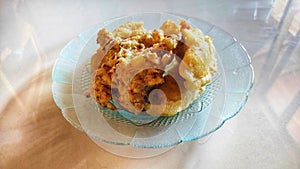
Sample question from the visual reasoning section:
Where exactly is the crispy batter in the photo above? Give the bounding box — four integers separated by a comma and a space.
128, 68, 165, 111
160, 20, 180, 36
90, 20, 217, 116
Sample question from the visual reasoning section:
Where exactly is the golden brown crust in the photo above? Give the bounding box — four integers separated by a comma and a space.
90, 20, 217, 116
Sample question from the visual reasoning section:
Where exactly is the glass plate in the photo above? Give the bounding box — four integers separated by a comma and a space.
52, 13, 254, 148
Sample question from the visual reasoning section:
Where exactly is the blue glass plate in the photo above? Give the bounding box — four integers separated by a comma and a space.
52, 13, 254, 148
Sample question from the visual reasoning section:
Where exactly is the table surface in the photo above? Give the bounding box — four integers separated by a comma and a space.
1, 0, 300, 169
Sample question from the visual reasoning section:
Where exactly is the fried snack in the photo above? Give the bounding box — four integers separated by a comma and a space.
89, 20, 217, 116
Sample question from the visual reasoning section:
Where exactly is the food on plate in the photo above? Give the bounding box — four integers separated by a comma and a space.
89, 20, 217, 116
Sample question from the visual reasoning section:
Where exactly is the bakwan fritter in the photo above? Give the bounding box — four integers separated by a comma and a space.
89, 20, 217, 116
